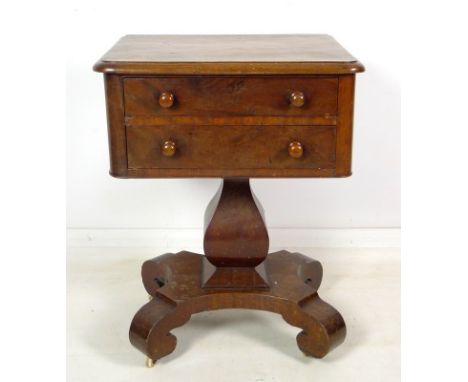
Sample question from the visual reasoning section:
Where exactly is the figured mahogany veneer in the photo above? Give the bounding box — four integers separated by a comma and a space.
127, 125, 336, 171
94, 34, 364, 365
123, 76, 338, 118
100, 73, 355, 178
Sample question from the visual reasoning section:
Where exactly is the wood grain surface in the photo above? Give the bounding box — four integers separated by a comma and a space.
131, 250, 345, 361
126, 125, 336, 171
94, 35, 364, 364
123, 76, 338, 118
94, 35, 364, 74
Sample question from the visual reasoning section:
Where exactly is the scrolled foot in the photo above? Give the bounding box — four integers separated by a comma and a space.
130, 296, 192, 362
292, 295, 346, 358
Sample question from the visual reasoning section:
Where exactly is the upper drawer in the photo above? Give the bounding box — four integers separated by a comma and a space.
123, 76, 338, 119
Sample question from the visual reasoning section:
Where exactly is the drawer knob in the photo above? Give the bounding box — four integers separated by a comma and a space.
288, 141, 303, 158
162, 140, 176, 157
159, 92, 175, 108
289, 91, 305, 107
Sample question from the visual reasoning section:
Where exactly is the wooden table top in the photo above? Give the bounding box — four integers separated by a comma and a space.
94, 34, 364, 75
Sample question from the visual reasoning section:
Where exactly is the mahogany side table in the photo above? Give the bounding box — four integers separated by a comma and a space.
94, 34, 364, 366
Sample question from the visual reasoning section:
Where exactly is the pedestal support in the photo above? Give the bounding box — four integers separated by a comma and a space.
129, 179, 346, 363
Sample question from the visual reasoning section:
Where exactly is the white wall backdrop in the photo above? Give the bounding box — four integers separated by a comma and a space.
66, 0, 400, 229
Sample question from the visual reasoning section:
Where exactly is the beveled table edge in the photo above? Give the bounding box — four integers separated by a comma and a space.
93, 60, 365, 75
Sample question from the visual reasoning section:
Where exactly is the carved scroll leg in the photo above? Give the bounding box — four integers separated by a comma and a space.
129, 297, 191, 362
283, 294, 346, 358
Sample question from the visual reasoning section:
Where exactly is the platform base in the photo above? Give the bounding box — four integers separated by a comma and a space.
130, 250, 346, 363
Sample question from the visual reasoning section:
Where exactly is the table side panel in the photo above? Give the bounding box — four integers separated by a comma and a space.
104, 75, 128, 177
335, 75, 356, 176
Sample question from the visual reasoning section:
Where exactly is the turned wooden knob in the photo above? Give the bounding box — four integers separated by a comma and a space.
288, 141, 303, 158
162, 140, 176, 157
159, 92, 175, 108
289, 91, 305, 107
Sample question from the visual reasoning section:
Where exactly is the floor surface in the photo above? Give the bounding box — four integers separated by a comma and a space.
67, 246, 400, 382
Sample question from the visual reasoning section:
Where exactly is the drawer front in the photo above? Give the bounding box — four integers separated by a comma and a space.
123, 76, 338, 119
127, 125, 336, 170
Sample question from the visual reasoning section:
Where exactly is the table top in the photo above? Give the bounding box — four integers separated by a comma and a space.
94, 34, 364, 75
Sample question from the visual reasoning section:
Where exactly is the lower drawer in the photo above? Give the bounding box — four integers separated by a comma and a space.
127, 125, 336, 170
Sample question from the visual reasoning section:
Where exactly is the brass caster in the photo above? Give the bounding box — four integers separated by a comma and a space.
146, 357, 156, 368
148, 294, 153, 301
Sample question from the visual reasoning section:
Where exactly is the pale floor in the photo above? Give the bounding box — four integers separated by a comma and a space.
67, 246, 400, 382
